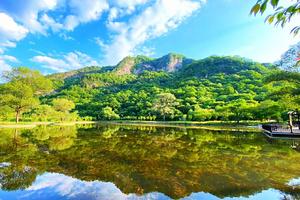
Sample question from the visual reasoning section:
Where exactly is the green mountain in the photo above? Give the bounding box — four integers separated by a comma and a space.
180, 56, 269, 78
41, 53, 292, 122
3, 53, 294, 122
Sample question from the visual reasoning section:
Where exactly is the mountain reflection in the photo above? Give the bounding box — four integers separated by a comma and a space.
0, 124, 300, 199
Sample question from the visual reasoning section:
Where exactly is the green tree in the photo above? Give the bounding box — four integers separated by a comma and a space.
191, 105, 214, 121
2, 67, 53, 94
264, 70, 300, 105
218, 100, 256, 123
0, 67, 53, 123
52, 98, 75, 112
28, 105, 57, 122
254, 100, 282, 121
251, 0, 300, 35
152, 93, 179, 121
0, 105, 14, 121
51, 98, 78, 122
101, 106, 120, 120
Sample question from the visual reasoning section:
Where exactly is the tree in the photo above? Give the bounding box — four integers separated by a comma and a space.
28, 105, 57, 122
152, 93, 179, 121
0, 105, 14, 121
101, 106, 120, 120
0, 67, 53, 123
191, 105, 214, 121
265, 70, 300, 84
2, 67, 53, 94
254, 100, 282, 121
51, 98, 78, 122
218, 100, 256, 123
251, 0, 300, 35
52, 98, 75, 113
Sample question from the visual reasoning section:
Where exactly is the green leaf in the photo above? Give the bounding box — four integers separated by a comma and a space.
267, 16, 275, 24
260, 2, 268, 14
287, 6, 295, 13
277, 12, 283, 20
251, 4, 261, 15
271, 0, 279, 8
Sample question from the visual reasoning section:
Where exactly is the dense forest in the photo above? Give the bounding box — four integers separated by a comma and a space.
0, 52, 299, 123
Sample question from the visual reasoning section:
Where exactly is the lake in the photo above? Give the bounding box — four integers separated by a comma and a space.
0, 124, 299, 200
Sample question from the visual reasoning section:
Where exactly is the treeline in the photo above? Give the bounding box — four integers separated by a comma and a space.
0, 68, 79, 122
0, 56, 299, 123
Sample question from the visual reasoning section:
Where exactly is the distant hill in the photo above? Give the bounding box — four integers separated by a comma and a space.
48, 66, 113, 81
42, 53, 284, 121
179, 56, 269, 78
48, 53, 194, 82
49, 53, 268, 84
46, 54, 274, 92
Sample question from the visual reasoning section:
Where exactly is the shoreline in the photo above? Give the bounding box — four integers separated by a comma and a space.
0, 120, 263, 132
0, 121, 96, 129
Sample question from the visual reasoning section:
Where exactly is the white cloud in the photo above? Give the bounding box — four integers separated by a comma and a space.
64, 0, 109, 31
0, 60, 12, 72
0, 12, 28, 53
0, 54, 19, 73
0, 0, 204, 67
112, 0, 148, 8
95, 37, 107, 49
59, 33, 74, 41
3, 0, 60, 34
1, 55, 18, 63
40, 14, 63, 32
25, 173, 170, 200
109, 0, 149, 17
0, 41, 17, 48
32, 51, 99, 72
0, 13, 28, 41
108, 7, 119, 22
0, 0, 110, 37
32, 55, 69, 72
101, 0, 203, 65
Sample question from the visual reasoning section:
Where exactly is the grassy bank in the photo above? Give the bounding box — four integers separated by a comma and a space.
0, 121, 96, 128
0, 120, 265, 125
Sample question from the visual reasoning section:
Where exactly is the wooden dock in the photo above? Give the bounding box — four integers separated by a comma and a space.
262, 124, 300, 138
264, 131, 300, 139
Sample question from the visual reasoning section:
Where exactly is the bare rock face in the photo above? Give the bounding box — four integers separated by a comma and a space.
165, 54, 185, 72
115, 53, 193, 75
114, 57, 136, 75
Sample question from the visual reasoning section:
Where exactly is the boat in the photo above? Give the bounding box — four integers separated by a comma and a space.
262, 110, 300, 138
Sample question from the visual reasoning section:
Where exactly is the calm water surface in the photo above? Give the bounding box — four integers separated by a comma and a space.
0, 124, 300, 200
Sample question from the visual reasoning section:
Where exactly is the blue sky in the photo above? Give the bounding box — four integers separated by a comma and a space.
0, 0, 299, 74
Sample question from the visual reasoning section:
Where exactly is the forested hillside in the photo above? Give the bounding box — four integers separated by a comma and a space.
0, 54, 298, 122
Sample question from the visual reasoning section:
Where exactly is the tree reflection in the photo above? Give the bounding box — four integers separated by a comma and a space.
0, 165, 37, 191
0, 125, 300, 199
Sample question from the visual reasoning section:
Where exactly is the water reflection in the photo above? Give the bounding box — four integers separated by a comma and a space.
0, 124, 300, 199
0, 172, 172, 200
0, 172, 297, 200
